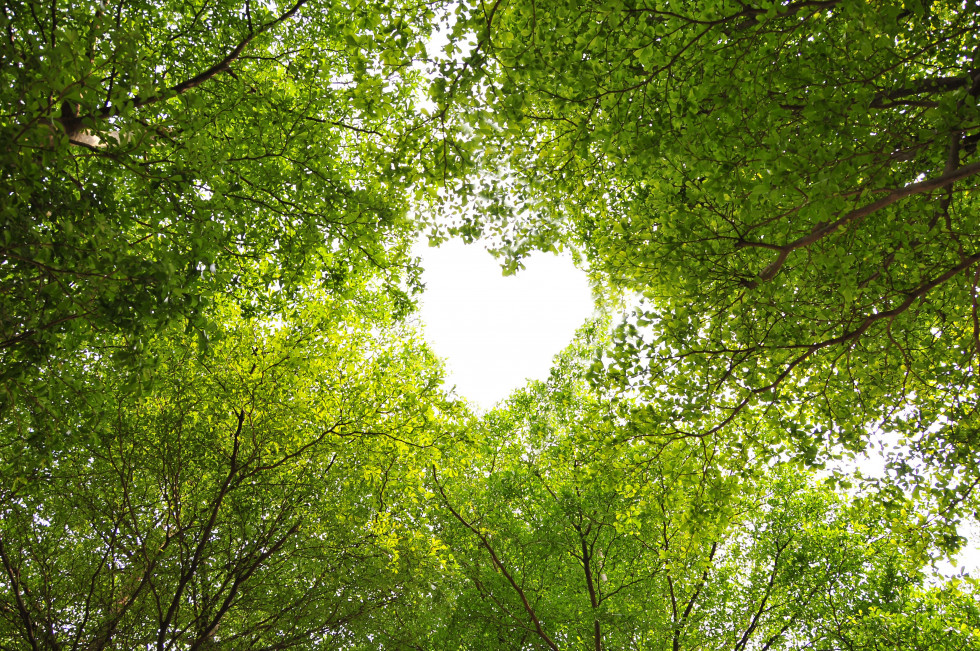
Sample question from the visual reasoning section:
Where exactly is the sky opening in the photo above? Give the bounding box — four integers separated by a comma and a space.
415, 238, 594, 410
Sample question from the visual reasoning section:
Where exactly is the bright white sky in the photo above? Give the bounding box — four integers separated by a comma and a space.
414, 238, 594, 410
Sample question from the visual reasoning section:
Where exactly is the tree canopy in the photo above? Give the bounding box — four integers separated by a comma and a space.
424, 333, 979, 650
436, 0, 980, 530
1, 0, 440, 443
0, 294, 450, 648
3, 0, 980, 647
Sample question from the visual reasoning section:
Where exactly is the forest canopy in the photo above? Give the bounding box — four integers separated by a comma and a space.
2, 0, 980, 648
435, 0, 980, 534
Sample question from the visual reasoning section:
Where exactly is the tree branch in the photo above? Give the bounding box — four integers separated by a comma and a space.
188, 521, 302, 650
708, 252, 980, 436
672, 541, 717, 651
870, 75, 971, 108
749, 160, 980, 284
157, 409, 246, 650
734, 538, 790, 651
431, 466, 561, 651
65, 0, 310, 131
0, 537, 41, 651
573, 522, 603, 651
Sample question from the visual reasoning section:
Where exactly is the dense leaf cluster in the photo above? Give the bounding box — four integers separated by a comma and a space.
437, 0, 980, 536
2, 0, 980, 648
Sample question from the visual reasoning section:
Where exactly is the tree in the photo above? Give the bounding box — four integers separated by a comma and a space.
438, 0, 980, 523
417, 327, 977, 650
0, 0, 443, 441
0, 293, 451, 649
818, 582, 980, 651
5, 0, 980, 646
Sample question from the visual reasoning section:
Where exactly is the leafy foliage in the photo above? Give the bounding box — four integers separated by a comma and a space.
2, 0, 980, 646
0, 0, 439, 436
423, 330, 978, 650
438, 0, 980, 523
0, 295, 449, 648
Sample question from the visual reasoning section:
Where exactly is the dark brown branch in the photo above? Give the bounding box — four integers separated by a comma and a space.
972, 268, 980, 360
65, 0, 309, 132
157, 409, 246, 651
671, 540, 717, 651
73, 518, 122, 650
667, 571, 680, 651
573, 523, 602, 651
709, 252, 980, 436
0, 537, 40, 651
627, 0, 838, 30
189, 521, 302, 651
732, 0, 839, 29
750, 160, 980, 284
431, 466, 561, 651
734, 538, 790, 651
681, 542, 717, 623
870, 75, 972, 108
92, 538, 172, 651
